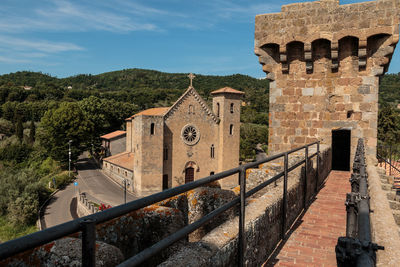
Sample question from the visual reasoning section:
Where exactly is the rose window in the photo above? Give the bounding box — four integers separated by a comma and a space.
181, 124, 200, 145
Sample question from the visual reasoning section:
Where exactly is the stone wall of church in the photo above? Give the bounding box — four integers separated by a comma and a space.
133, 115, 164, 195
164, 91, 219, 188
254, 0, 400, 160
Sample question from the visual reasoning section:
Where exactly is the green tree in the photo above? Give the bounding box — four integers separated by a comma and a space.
16, 117, 23, 142
29, 120, 35, 143
378, 105, 400, 145
240, 123, 269, 160
39, 102, 94, 162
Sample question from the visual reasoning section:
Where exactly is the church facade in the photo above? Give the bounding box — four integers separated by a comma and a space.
102, 84, 243, 195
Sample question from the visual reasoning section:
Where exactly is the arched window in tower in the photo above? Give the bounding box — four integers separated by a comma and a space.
216, 103, 220, 117
150, 123, 155, 135
230, 103, 234, 113
229, 124, 234, 135
189, 105, 194, 114
210, 144, 215, 158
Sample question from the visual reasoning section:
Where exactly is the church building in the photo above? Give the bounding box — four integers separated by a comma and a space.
102, 77, 244, 196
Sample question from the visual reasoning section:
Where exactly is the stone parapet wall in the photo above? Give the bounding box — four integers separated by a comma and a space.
255, 0, 400, 161
160, 145, 332, 266
77, 193, 98, 217
367, 158, 400, 266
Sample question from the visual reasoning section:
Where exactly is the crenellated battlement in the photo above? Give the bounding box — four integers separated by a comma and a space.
255, 0, 400, 75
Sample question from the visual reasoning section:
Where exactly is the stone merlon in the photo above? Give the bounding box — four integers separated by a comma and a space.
255, 0, 400, 74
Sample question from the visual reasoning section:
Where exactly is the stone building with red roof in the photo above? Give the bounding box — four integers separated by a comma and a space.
102, 84, 244, 196
100, 130, 126, 157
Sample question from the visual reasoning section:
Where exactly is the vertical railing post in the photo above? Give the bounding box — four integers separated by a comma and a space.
81, 218, 96, 267
304, 145, 309, 208
316, 141, 320, 194
390, 145, 392, 176
238, 168, 246, 267
385, 146, 387, 171
282, 153, 288, 239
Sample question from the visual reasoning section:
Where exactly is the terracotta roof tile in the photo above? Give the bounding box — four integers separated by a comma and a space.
211, 87, 245, 95
125, 107, 170, 120
100, 130, 126, 140
103, 152, 134, 171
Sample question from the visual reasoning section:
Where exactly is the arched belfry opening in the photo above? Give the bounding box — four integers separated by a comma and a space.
332, 129, 351, 171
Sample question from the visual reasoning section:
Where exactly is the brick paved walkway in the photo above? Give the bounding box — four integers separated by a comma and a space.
265, 170, 350, 267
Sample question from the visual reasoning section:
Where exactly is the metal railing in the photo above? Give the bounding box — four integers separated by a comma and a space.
335, 139, 384, 267
0, 141, 320, 267
377, 144, 400, 178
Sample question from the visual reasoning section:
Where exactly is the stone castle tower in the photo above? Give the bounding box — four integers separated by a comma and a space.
255, 0, 400, 168
104, 83, 244, 195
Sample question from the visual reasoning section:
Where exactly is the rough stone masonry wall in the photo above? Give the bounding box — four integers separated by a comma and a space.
255, 0, 400, 159
160, 145, 331, 266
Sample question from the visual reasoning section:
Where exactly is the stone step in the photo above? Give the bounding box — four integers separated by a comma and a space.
392, 210, 400, 226
389, 200, 400, 210
382, 184, 392, 191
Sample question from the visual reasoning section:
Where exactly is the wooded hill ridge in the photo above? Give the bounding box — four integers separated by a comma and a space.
1, 69, 399, 106
0, 69, 269, 109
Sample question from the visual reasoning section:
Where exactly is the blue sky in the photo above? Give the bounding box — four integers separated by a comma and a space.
0, 0, 397, 78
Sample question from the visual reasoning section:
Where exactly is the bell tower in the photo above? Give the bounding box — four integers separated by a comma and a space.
211, 87, 244, 188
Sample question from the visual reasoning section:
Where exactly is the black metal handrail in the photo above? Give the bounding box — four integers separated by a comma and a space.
0, 141, 320, 267
336, 139, 384, 267
377, 144, 400, 176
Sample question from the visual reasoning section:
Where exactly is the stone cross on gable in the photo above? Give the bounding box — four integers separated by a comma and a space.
188, 73, 195, 87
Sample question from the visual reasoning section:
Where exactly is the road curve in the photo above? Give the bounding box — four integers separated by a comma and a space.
43, 155, 137, 228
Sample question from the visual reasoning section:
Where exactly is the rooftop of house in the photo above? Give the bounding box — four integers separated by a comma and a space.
100, 130, 126, 140
103, 152, 134, 171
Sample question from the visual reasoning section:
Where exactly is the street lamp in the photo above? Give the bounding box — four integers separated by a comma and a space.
68, 140, 72, 177
123, 179, 131, 204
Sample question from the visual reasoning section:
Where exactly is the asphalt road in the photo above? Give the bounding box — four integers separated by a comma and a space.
43, 155, 137, 228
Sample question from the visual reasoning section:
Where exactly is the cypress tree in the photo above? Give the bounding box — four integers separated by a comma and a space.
16, 117, 23, 142
29, 120, 36, 143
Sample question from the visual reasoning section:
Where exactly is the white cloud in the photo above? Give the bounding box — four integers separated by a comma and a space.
0, 55, 31, 64
0, 34, 84, 64
0, 0, 159, 33
0, 35, 83, 53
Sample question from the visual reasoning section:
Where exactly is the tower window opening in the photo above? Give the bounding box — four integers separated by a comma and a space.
229, 124, 234, 135
347, 110, 354, 118
230, 103, 234, 113
211, 144, 215, 158
217, 103, 220, 117
150, 123, 155, 135
189, 105, 194, 114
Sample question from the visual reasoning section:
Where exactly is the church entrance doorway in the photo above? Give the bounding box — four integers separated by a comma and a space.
185, 167, 194, 184
332, 129, 351, 171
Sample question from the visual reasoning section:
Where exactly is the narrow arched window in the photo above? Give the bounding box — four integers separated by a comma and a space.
189, 105, 194, 114
150, 123, 155, 135
210, 144, 215, 158
210, 171, 215, 175
230, 103, 234, 113
229, 124, 233, 135
216, 103, 220, 117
